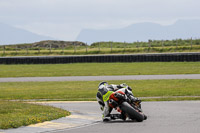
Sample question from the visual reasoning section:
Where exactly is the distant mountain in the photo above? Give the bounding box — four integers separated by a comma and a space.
0, 23, 54, 45
76, 19, 200, 44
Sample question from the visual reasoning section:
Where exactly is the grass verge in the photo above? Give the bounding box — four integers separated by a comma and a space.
0, 101, 70, 129
142, 96, 200, 101
0, 62, 200, 77
1, 45, 200, 57
0, 79, 199, 101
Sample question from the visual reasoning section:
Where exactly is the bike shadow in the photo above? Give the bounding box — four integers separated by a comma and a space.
103, 119, 138, 123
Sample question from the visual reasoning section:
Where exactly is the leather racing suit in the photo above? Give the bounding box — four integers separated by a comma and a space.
96, 82, 140, 121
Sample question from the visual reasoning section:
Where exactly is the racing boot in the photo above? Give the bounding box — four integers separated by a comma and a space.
102, 115, 111, 122
103, 117, 111, 122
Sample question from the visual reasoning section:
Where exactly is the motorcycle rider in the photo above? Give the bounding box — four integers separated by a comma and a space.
96, 81, 141, 121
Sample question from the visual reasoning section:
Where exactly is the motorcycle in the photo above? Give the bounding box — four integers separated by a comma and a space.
108, 89, 147, 122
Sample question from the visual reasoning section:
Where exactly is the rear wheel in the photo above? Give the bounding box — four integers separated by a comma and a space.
120, 102, 144, 122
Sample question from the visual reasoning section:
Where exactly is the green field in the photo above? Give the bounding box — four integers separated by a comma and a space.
0, 62, 200, 77
0, 79, 199, 101
0, 101, 70, 129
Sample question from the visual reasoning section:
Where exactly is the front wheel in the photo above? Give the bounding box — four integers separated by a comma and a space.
120, 102, 144, 122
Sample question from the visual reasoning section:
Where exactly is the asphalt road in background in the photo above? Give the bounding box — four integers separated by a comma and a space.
2, 101, 200, 133
0, 74, 200, 82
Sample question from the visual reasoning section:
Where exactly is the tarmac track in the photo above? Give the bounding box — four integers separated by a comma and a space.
0, 74, 200, 82
44, 101, 200, 133
1, 101, 200, 133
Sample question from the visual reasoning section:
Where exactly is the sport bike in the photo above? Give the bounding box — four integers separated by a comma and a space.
108, 89, 147, 122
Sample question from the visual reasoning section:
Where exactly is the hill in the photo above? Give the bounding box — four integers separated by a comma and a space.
2, 40, 86, 49
0, 23, 54, 45
76, 19, 200, 44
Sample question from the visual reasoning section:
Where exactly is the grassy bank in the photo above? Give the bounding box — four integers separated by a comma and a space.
1, 38, 200, 57
0, 101, 70, 129
0, 79, 199, 101
1, 45, 200, 56
0, 62, 200, 77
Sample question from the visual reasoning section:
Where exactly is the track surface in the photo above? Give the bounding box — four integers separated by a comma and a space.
0, 74, 200, 82
47, 101, 200, 133
1, 101, 200, 133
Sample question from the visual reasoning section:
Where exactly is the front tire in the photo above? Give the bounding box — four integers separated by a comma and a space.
120, 102, 144, 122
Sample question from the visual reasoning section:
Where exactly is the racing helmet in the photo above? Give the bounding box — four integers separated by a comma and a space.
98, 81, 109, 96
98, 81, 108, 88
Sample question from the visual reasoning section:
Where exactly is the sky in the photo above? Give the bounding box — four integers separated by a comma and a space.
0, 0, 199, 41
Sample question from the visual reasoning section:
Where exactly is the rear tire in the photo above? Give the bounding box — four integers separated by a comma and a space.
120, 102, 144, 122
